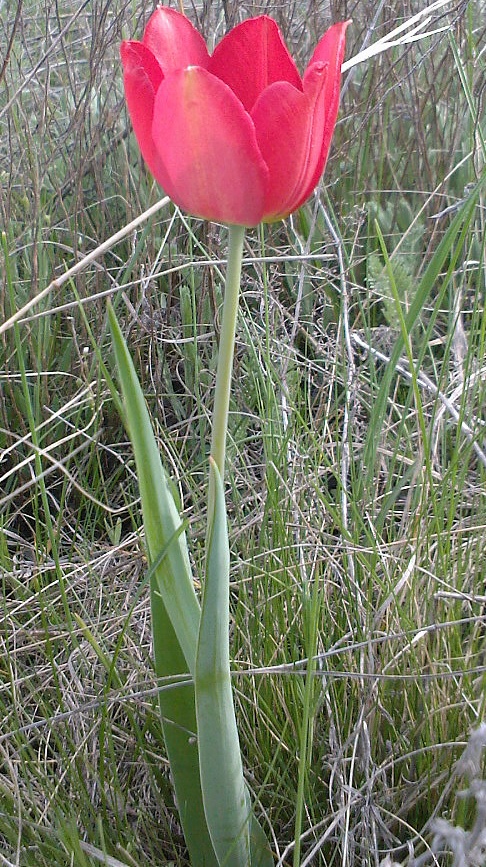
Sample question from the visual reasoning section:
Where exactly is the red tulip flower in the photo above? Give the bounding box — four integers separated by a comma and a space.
121, 9, 348, 226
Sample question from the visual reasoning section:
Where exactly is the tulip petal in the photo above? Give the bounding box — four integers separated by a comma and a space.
143, 6, 209, 73
208, 15, 302, 112
152, 67, 268, 226
252, 65, 329, 220
305, 21, 350, 179
120, 40, 166, 183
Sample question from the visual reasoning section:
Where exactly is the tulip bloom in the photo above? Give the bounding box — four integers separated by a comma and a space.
121, 9, 348, 226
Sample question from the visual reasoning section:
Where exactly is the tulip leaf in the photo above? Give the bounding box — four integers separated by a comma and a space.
248, 807, 274, 867
108, 302, 200, 673
108, 303, 219, 866
151, 585, 218, 866
196, 459, 272, 866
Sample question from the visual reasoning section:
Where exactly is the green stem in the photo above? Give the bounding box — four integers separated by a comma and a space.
209, 223, 245, 492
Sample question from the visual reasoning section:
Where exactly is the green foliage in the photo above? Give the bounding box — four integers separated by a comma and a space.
108, 304, 219, 866
1, 1, 486, 865
367, 198, 426, 329
196, 461, 272, 866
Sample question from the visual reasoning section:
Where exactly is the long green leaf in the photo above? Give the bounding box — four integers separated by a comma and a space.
108, 303, 218, 866
108, 302, 200, 673
151, 588, 218, 866
196, 459, 272, 867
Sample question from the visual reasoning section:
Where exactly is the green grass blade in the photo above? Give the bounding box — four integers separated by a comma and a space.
108, 301, 200, 673
362, 181, 482, 480
196, 459, 272, 866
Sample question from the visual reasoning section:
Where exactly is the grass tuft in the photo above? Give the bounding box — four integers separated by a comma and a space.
1, 0, 485, 864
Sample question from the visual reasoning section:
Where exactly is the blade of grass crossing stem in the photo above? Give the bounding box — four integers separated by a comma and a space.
196, 459, 272, 867
108, 303, 219, 866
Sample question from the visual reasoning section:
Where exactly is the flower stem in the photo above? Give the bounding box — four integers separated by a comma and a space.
209, 224, 245, 484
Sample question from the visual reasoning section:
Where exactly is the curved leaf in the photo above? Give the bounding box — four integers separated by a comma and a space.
196, 459, 272, 866
108, 303, 218, 865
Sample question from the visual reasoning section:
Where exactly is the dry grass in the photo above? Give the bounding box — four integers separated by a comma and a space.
0, 0, 485, 864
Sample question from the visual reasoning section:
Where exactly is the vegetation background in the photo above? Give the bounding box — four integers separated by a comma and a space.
0, 0, 485, 864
